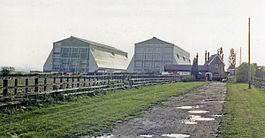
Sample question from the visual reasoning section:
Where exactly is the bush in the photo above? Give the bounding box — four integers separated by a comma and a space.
236, 63, 257, 83
181, 75, 196, 82
227, 76, 236, 83
0, 66, 15, 76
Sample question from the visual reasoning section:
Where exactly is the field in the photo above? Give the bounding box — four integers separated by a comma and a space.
0, 82, 205, 137
220, 83, 265, 137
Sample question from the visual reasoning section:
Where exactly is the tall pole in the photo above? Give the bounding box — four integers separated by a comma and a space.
248, 18, 251, 89
239, 47, 242, 66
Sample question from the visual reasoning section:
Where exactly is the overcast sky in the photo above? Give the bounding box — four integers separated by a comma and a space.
1, 0, 265, 70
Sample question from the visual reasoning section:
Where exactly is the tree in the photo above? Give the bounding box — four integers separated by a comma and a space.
228, 48, 236, 69
217, 47, 224, 61
236, 63, 257, 82
255, 66, 265, 78
0, 67, 15, 76
191, 53, 199, 79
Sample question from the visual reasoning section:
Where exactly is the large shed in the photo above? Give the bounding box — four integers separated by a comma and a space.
127, 37, 191, 73
43, 36, 129, 73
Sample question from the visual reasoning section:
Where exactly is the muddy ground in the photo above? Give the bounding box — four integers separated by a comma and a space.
104, 82, 227, 138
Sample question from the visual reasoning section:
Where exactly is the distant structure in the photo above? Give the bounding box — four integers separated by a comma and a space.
127, 37, 190, 73
165, 48, 226, 80
43, 36, 129, 73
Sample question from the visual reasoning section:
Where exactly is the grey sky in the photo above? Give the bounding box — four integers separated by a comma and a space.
1, 0, 265, 70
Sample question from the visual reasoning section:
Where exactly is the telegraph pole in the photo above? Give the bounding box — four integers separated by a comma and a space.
239, 47, 242, 66
248, 18, 251, 89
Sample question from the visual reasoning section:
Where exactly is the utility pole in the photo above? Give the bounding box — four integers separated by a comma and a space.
248, 17, 251, 89
239, 47, 242, 66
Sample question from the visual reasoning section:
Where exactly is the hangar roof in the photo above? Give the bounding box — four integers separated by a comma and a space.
135, 37, 189, 54
54, 36, 127, 55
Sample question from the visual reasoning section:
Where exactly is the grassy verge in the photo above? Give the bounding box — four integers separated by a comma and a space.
0, 82, 205, 137
220, 83, 265, 137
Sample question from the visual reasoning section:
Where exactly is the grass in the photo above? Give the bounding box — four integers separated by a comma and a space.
220, 83, 265, 137
0, 82, 205, 138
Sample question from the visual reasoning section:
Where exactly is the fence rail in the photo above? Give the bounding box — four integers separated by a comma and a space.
0, 74, 180, 107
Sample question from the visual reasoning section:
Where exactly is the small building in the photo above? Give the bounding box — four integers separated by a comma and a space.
204, 54, 226, 80
165, 51, 226, 80
127, 37, 190, 73
43, 36, 129, 73
164, 64, 207, 76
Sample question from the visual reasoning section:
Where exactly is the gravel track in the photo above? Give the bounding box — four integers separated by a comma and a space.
107, 82, 226, 138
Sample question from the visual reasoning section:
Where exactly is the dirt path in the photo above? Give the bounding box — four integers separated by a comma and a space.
105, 82, 226, 138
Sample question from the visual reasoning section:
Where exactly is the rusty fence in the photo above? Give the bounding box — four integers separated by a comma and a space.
0, 74, 180, 106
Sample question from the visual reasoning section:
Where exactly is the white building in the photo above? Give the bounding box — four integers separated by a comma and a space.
44, 36, 129, 73
128, 37, 190, 73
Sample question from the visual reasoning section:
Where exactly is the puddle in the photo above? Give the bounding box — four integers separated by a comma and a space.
182, 119, 197, 125
176, 105, 200, 110
189, 115, 215, 121
139, 135, 153, 137
176, 106, 193, 109
188, 110, 209, 114
212, 114, 223, 117
93, 134, 113, 138
202, 100, 225, 104
161, 133, 190, 138
194, 105, 200, 109
91, 133, 114, 138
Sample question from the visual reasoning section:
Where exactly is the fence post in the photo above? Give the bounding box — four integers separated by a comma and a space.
83, 78, 86, 87
77, 77, 80, 87
14, 78, 18, 95
53, 77, 56, 90
107, 77, 110, 86
129, 79, 132, 88
100, 76, 105, 85
72, 77, 74, 88
25, 78, 28, 93
3, 79, 8, 96
88, 77, 91, 86
59, 77, 63, 89
92, 77, 95, 86
44, 77, 47, 91
66, 77, 69, 88
122, 74, 125, 85
34, 78, 38, 93
94, 76, 96, 86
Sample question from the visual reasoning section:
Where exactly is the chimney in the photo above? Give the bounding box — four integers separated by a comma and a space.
207, 52, 210, 61
196, 52, 199, 64
205, 50, 207, 63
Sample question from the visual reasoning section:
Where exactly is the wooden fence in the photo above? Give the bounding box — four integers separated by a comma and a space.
0, 74, 180, 107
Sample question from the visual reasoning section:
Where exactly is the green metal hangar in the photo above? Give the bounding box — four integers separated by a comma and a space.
43, 36, 129, 73
127, 37, 191, 73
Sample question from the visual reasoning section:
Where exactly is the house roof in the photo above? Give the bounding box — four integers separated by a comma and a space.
204, 54, 224, 66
